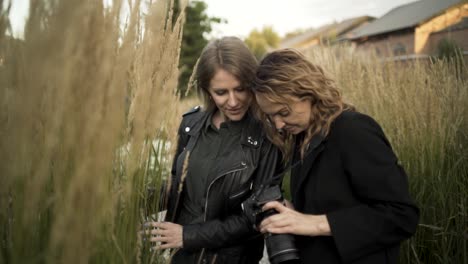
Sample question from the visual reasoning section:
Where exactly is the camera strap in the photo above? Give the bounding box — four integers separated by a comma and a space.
263, 133, 325, 189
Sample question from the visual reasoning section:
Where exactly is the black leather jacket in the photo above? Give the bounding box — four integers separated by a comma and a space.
165, 106, 279, 264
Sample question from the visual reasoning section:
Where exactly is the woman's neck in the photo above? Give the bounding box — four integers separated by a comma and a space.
212, 110, 226, 129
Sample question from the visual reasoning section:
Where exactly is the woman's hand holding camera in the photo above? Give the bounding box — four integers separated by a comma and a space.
259, 201, 331, 237
142, 221, 183, 250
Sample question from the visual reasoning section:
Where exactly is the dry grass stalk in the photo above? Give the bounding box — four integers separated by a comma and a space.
169, 149, 190, 222
0, 0, 186, 263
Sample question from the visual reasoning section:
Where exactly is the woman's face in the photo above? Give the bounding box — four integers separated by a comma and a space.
256, 93, 311, 135
208, 69, 252, 121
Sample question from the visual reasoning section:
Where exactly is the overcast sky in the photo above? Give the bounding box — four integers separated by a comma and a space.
204, 0, 419, 38
9, 0, 419, 38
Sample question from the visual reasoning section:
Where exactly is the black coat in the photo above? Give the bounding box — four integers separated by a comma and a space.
290, 111, 419, 264
165, 107, 279, 264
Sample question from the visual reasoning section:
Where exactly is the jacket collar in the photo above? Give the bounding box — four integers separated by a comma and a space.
203, 110, 248, 135
183, 110, 262, 149
184, 111, 209, 137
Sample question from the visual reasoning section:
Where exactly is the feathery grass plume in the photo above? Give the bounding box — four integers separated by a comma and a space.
0, 0, 185, 263
170, 150, 190, 222
303, 45, 467, 264
164, 150, 190, 264
186, 57, 200, 97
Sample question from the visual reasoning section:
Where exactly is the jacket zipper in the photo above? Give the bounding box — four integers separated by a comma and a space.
203, 166, 247, 221
198, 166, 248, 263
229, 182, 252, 199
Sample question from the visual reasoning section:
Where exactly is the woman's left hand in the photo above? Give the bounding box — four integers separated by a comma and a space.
144, 221, 183, 250
259, 201, 331, 237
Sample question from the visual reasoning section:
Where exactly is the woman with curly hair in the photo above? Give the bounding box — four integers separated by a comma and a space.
253, 49, 419, 264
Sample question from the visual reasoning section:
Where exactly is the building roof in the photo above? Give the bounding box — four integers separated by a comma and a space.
350, 0, 463, 39
329, 16, 375, 41
280, 16, 374, 48
280, 24, 334, 48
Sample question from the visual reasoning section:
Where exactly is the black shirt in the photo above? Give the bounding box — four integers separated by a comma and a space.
177, 112, 247, 225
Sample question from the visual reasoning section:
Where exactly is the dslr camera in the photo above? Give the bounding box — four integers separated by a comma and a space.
242, 185, 300, 264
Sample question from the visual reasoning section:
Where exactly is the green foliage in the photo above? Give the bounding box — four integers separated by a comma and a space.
261, 26, 280, 48
176, 0, 223, 97
244, 26, 280, 60
437, 38, 463, 60
244, 30, 268, 60
284, 28, 306, 40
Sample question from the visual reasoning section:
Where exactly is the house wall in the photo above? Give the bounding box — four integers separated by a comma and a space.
355, 31, 415, 57
415, 3, 468, 53
296, 38, 320, 51
425, 28, 468, 54
353, 3, 468, 58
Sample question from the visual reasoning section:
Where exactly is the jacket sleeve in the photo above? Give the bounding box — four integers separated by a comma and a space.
326, 113, 419, 262
171, 120, 187, 178
183, 213, 255, 249
162, 119, 186, 214
182, 140, 280, 250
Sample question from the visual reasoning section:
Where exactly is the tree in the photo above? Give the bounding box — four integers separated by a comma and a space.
175, 0, 222, 97
261, 26, 280, 48
284, 29, 306, 39
244, 26, 280, 60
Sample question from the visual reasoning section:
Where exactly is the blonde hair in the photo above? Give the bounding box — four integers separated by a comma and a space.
253, 49, 354, 161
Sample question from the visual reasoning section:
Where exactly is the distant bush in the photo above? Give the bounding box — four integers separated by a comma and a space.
437, 38, 463, 60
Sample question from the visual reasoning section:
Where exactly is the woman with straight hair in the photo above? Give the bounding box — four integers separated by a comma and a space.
253, 49, 419, 264
144, 37, 279, 264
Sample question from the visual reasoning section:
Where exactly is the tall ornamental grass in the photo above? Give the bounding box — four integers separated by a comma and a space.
0, 0, 186, 263
305, 46, 467, 264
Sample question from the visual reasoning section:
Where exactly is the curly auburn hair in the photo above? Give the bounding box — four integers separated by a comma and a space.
253, 49, 354, 161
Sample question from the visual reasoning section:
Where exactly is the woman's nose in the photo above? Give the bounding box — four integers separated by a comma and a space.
273, 117, 285, 130
227, 92, 239, 107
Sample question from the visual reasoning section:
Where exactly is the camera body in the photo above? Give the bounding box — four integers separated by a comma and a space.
242, 185, 300, 264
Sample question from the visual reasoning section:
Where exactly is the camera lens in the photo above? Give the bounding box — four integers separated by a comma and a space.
242, 185, 300, 263
266, 233, 300, 264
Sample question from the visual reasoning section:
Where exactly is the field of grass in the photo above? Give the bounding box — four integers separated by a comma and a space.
1, 0, 466, 263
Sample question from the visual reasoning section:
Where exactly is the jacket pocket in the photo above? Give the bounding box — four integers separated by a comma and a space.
229, 182, 252, 199
227, 176, 253, 212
